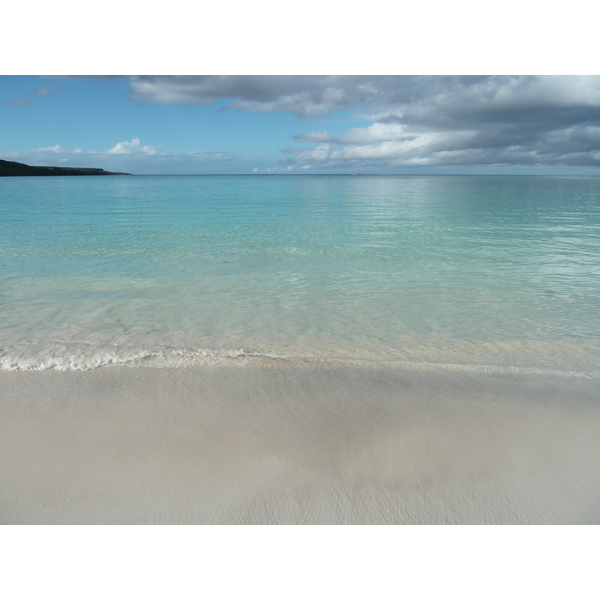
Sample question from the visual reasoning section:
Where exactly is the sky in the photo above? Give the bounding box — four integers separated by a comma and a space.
3, 75, 600, 175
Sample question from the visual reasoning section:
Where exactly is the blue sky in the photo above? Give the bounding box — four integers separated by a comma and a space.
2, 75, 600, 175
0, 76, 371, 174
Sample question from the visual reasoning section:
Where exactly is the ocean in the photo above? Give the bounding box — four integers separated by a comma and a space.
1, 174, 600, 376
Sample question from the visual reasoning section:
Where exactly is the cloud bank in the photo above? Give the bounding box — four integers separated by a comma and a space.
130, 75, 600, 171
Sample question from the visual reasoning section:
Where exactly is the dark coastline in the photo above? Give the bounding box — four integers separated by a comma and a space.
0, 159, 131, 177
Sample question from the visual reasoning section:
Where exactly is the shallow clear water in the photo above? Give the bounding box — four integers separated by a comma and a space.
2, 175, 600, 373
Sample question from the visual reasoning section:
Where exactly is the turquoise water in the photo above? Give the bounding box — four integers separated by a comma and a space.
1, 175, 600, 374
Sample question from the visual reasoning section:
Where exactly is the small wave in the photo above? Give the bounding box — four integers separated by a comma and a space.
0, 344, 262, 372
1, 342, 599, 379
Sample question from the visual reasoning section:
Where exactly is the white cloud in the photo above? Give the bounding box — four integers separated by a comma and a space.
296, 123, 415, 146
107, 137, 157, 155
284, 129, 481, 168
283, 120, 600, 169
252, 165, 296, 174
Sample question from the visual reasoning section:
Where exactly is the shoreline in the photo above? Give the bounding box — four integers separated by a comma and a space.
1, 363, 599, 524
3, 345, 600, 379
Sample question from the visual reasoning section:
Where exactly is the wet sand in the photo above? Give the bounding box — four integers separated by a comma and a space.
1, 362, 599, 524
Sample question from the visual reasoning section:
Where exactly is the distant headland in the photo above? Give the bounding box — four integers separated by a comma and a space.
0, 159, 131, 177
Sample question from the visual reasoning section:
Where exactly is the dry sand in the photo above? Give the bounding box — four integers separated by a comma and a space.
1, 362, 599, 524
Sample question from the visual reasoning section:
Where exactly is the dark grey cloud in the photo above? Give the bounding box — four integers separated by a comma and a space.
130, 75, 600, 170
130, 75, 390, 117
131, 75, 504, 118
130, 75, 504, 118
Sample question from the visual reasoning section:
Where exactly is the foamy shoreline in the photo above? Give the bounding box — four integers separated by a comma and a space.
1, 364, 599, 524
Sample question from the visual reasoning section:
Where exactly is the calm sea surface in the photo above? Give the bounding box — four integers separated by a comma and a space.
1, 175, 599, 374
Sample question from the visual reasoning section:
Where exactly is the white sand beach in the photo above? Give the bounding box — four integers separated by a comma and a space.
1, 362, 599, 524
